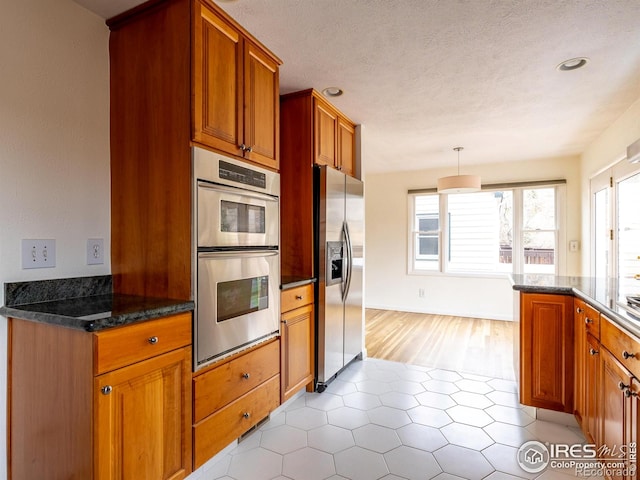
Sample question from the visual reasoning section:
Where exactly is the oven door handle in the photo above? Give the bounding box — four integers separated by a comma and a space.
197, 180, 278, 203
198, 250, 279, 259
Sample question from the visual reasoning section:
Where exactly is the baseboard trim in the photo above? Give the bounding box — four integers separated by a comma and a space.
365, 303, 515, 322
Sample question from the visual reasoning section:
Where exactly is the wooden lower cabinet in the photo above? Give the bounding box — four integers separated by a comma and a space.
8, 313, 193, 480
522, 294, 640, 479
520, 293, 574, 412
281, 284, 315, 402
95, 348, 192, 480
599, 347, 635, 480
192, 339, 281, 469
584, 333, 601, 445
194, 375, 280, 467
574, 297, 601, 442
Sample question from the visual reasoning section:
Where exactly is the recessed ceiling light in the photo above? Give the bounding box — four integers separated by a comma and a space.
556, 57, 590, 71
322, 87, 344, 98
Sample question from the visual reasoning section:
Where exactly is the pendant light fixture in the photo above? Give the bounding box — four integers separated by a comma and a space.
437, 147, 481, 193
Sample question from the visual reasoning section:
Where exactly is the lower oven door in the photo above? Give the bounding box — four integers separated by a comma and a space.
196, 249, 280, 370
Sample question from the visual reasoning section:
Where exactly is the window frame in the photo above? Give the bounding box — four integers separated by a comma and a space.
408, 183, 565, 277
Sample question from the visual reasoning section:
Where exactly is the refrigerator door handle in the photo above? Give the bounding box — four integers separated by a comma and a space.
342, 222, 353, 303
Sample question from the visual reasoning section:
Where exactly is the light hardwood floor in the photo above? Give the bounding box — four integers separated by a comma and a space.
365, 309, 516, 380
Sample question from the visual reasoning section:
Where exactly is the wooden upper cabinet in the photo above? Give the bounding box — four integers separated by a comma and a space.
281, 89, 357, 179
193, 4, 243, 158
244, 42, 279, 170
337, 117, 355, 176
193, 1, 280, 171
314, 99, 338, 168
109, 0, 281, 297
520, 292, 574, 412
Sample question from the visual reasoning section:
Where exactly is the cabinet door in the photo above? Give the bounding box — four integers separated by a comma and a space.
281, 303, 315, 402
337, 117, 355, 177
314, 100, 337, 168
244, 41, 279, 170
631, 379, 639, 469
95, 347, 192, 480
520, 293, 574, 412
585, 333, 600, 444
574, 300, 587, 426
600, 347, 633, 480
193, 3, 243, 158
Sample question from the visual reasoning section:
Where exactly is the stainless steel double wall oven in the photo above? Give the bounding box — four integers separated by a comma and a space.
193, 147, 280, 371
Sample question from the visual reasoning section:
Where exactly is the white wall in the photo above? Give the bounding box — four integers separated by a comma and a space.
364, 156, 581, 320
580, 97, 640, 274
0, 1, 110, 476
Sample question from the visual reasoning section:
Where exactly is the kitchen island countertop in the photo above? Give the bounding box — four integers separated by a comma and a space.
511, 273, 640, 338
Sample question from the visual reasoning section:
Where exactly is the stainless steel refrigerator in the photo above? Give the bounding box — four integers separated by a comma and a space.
314, 165, 364, 392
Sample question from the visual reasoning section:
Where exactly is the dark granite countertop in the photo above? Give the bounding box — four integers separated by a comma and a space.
511, 274, 640, 338
0, 275, 193, 332
281, 276, 316, 290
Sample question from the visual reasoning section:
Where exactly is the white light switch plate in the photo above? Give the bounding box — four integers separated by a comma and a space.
22, 239, 56, 269
87, 238, 104, 265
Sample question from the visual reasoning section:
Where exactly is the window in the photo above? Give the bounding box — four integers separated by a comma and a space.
522, 188, 556, 274
591, 160, 640, 288
448, 191, 513, 273
413, 195, 439, 271
409, 183, 561, 275
617, 172, 640, 284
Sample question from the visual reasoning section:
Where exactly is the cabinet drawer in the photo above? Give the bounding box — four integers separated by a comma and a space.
575, 299, 600, 338
193, 375, 280, 469
94, 313, 192, 375
601, 314, 640, 379
281, 284, 314, 313
193, 339, 280, 422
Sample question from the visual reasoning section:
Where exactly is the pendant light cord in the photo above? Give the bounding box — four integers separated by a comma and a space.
453, 146, 463, 175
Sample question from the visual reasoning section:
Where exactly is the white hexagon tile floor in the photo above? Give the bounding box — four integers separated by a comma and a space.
187, 358, 605, 480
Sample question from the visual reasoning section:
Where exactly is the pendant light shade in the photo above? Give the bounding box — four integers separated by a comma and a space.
437, 147, 481, 193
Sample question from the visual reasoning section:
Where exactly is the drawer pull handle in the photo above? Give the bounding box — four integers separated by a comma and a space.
624, 389, 637, 398
242, 373, 251, 380
101, 385, 112, 395
589, 348, 599, 356
622, 351, 636, 359
584, 317, 593, 324
281, 320, 288, 325
576, 307, 583, 314
295, 295, 303, 300
243, 412, 251, 419
618, 381, 630, 391
148, 336, 159, 345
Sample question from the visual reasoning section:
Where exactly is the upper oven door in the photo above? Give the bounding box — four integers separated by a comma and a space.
197, 180, 279, 248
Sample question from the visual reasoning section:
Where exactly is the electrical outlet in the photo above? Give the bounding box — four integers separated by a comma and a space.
87, 238, 104, 265
22, 239, 56, 269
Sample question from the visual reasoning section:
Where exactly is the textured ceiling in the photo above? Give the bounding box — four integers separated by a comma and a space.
75, 0, 640, 173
